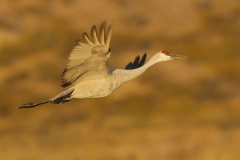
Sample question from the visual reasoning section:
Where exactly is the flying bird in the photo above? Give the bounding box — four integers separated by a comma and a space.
19, 21, 187, 109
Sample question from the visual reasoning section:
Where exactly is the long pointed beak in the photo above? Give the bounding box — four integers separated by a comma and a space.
169, 53, 187, 60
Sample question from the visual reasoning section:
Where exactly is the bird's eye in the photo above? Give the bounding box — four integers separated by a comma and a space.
162, 51, 170, 55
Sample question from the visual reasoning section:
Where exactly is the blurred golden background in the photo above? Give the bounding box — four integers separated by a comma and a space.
0, 0, 240, 159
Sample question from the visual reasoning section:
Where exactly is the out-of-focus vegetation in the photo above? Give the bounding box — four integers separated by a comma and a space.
0, 0, 239, 160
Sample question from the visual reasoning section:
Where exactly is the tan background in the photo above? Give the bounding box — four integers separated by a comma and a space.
0, 0, 240, 159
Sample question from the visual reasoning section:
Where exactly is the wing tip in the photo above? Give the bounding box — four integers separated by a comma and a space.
125, 53, 147, 70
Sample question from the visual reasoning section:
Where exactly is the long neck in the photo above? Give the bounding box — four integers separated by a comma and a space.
111, 54, 159, 87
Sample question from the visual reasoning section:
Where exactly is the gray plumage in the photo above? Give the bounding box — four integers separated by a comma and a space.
19, 21, 186, 109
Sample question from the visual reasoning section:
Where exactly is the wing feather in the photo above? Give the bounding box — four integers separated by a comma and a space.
61, 21, 113, 88
91, 25, 100, 45
82, 33, 95, 46
105, 20, 113, 47
125, 53, 147, 70
99, 21, 106, 45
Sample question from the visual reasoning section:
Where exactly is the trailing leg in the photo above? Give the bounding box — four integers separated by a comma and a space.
19, 89, 74, 109
19, 100, 51, 109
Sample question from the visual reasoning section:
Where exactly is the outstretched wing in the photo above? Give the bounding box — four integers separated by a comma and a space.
62, 21, 113, 88
125, 53, 147, 70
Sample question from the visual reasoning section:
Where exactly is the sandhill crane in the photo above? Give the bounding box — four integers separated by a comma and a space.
19, 21, 187, 109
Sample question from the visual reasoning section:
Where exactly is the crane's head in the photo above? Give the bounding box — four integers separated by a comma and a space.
156, 51, 187, 62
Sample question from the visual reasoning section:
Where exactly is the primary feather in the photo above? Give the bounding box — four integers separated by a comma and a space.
62, 21, 112, 88
125, 53, 147, 70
